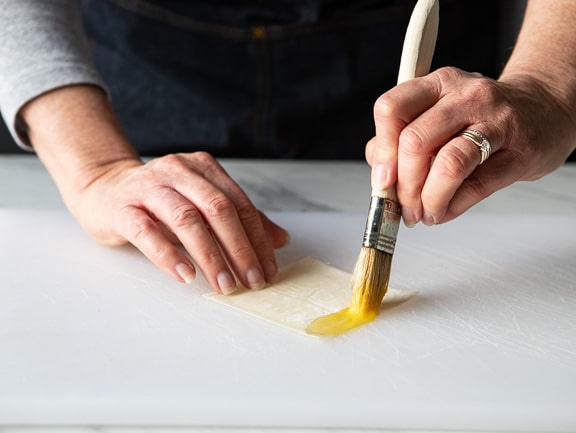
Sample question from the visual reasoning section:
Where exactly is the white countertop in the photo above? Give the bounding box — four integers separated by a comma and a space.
1, 155, 576, 433
2, 154, 576, 214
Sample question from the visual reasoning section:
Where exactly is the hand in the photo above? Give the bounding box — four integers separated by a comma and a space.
21, 85, 288, 294
70, 152, 289, 294
366, 66, 576, 227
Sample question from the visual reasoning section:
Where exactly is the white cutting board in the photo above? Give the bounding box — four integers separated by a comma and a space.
1, 209, 575, 431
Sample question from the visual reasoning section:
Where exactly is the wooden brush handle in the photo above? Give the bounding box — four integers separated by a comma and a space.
371, 186, 398, 201
374, 0, 440, 200
397, 0, 440, 86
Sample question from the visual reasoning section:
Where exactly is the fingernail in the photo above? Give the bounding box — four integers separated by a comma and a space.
217, 271, 237, 295
371, 164, 389, 191
175, 262, 196, 284
247, 267, 266, 291
422, 212, 435, 226
402, 208, 417, 228
283, 230, 291, 246
262, 259, 278, 281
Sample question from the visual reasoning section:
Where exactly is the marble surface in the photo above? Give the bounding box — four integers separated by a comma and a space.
0, 419, 561, 432
2, 155, 576, 215
1, 155, 575, 433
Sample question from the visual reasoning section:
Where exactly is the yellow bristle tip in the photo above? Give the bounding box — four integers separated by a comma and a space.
305, 247, 392, 337
305, 307, 378, 336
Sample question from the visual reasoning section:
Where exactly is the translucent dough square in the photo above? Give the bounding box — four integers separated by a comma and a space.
204, 257, 415, 335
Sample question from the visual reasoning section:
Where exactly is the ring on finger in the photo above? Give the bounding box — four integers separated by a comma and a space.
460, 128, 492, 165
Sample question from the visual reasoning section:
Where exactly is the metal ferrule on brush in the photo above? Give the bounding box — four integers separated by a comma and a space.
362, 195, 401, 254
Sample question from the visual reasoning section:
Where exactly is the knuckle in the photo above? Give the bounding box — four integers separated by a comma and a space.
228, 243, 254, 259
396, 183, 421, 205
205, 194, 234, 218
249, 236, 269, 254
193, 152, 223, 177
150, 243, 177, 263
192, 151, 217, 165
435, 66, 463, 82
126, 215, 157, 242
155, 153, 185, 168
195, 248, 223, 267
147, 154, 189, 177
235, 198, 258, 221
460, 75, 501, 106
169, 204, 202, 228
373, 93, 398, 121
467, 80, 494, 102
464, 175, 488, 198
434, 146, 474, 179
435, 66, 505, 108
399, 128, 426, 157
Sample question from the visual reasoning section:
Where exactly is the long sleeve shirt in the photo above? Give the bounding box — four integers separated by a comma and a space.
0, 0, 106, 150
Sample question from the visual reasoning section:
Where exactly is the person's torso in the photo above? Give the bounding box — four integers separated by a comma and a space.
79, 0, 504, 158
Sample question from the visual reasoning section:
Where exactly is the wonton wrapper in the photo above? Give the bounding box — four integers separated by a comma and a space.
204, 257, 416, 335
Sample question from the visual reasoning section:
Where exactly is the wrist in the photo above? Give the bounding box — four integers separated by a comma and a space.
20, 84, 141, 199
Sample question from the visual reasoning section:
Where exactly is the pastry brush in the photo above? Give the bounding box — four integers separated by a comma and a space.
307, 0, 440, 336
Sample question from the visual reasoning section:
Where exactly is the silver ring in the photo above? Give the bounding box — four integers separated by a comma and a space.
461, 128, 492, 165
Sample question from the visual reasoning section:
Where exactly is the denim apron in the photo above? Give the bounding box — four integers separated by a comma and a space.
78, 0, 502, 159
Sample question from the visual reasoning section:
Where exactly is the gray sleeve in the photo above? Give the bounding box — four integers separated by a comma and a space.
0, 0, 108, 150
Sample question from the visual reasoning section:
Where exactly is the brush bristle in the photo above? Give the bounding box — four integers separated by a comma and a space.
305, 246, 393, 336
349, 246, 393, 315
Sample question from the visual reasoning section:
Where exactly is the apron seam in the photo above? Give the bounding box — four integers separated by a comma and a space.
106, 0, 409, 40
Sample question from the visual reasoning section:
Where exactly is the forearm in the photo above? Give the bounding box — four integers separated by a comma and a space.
20, 84, 286, 292
500, 0, 576, 112
0, 0, 107, 149
20, 85, 141, 209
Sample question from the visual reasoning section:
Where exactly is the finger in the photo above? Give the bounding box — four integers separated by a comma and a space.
167, 174, 267, 291
373, 77, 448, 227
203, 191, 271, 288
423, 124, 506, 224
442, 149, 522, 223
420, 133, 488, 224
182, 153, 282, 282
259, 211, 290, 250
371, 77, 439, 191
396, 99, 473, 226
156, 220, 180, 245
145, 186, 242, 294
143, 154, 268, 291
365, 136, 377, 165
118, 205, 198, 285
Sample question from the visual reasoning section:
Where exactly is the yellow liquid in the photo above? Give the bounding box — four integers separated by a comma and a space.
306, 248, 391, 336
305, 306, 378, 336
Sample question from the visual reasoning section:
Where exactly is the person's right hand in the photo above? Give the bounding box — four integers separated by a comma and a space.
21, 85, 289, 295
365, 67, 576, 227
